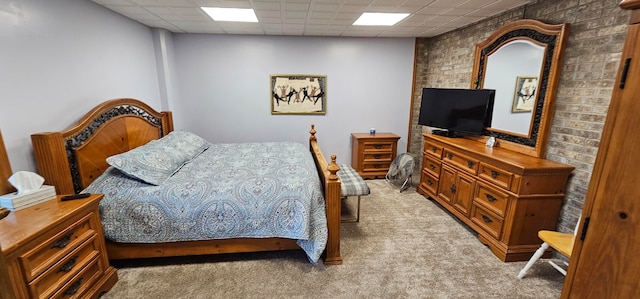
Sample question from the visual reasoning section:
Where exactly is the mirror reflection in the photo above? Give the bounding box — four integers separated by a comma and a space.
471, 19, 568, 158
483, 40, 545, 137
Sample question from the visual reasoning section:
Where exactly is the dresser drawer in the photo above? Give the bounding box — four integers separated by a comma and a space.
424, 140, 443, 159
475, 182, 509, 217
363, 152, 394, 162
422, 155, 441, 177
420, 170, 439, 196
20, 212, 97, 282
29, 235, 101, 299
478, 163, 513, 190
362, 161, 392, 172
362, 141, 395, 152
51, 256, 102, 299
471, 203, 504, 240
442, 149, 479, 175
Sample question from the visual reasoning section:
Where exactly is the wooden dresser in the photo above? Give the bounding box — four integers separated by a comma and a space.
0, 194, 117, 299
417, 133, 574, 261
351, 133, 400, 179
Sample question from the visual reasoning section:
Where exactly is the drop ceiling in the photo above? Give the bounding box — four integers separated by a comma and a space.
91, 0, 531, 38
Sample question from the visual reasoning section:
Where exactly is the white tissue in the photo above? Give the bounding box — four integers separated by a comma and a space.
8, 171, 45, 195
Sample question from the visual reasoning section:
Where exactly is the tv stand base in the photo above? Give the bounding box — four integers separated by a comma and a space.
432, 130, 464, 138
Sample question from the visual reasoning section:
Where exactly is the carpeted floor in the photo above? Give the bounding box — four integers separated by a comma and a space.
100, 180, 565, 299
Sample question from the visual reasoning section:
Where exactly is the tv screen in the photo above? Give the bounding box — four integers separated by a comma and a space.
418, 88, 495, 137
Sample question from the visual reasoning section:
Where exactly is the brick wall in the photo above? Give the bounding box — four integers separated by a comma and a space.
410, 0, 630, 233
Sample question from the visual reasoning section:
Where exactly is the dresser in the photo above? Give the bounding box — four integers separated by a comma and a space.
351, 133, 400, 179
417, 134, 574, 262
0, 194, 117, 299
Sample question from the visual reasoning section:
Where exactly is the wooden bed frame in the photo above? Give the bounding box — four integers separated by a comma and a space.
30, 98, 343, 265
0, 131, 14, 196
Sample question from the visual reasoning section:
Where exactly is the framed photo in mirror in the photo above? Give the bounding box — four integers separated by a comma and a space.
512, 76, 538, 113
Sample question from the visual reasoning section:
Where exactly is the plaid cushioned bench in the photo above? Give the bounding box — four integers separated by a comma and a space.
337, 164, 370, 222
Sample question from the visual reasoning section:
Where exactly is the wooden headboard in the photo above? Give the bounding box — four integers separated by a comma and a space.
0, 131, 15, 195
31, 98, 173, 195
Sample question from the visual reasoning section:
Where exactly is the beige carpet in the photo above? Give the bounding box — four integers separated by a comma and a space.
101, 180, 564, 299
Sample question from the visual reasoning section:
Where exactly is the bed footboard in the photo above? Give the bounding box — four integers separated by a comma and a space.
309, 125, 342, 265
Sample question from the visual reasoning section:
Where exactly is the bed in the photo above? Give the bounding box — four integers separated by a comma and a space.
30, 98, 342, 265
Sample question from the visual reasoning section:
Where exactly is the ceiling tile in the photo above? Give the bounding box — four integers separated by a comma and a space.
91, 0, 532, 37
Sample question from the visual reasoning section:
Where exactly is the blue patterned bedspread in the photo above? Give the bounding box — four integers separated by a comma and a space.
84, 142, 328, 263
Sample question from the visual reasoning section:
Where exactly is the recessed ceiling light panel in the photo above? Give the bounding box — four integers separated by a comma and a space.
201, 7, 258, 23
353, 13, 410, 26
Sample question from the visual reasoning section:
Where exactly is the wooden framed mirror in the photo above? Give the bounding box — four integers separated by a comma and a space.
471, 19, 569, 158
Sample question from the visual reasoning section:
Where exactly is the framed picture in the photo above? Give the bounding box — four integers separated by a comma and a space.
271, 74, 326, 115
512, 76, 538, 113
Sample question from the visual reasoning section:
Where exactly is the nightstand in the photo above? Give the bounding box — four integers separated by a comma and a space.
0, 194, 117, 298
351, 133, 401, 179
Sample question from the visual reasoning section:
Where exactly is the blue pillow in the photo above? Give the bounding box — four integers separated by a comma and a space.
106, 130, 210, 185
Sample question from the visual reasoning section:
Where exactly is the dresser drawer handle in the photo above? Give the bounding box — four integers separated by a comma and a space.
429, 163, 436, 169
447, 153, 453, 159
431, 146, 438, 153
374, 144, 383, 149
51, 232, 74, 249
374, 154, 381, 159
64, 278, 82, 295
490, 170, 500, 179
57, 255, 79, 273
481, 214, 493, 223
485, 193, 497, 202
427, 179, 433, 185
373, 164, 382, 168
467, 161, 475, 168
450, 185, 457, 194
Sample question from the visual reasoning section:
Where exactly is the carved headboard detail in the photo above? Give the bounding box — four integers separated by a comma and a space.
31, 98, 173, 194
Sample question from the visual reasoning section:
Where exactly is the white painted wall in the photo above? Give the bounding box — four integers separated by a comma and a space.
0, 0, 415, 175
0, 0, 161, 172
171, 34, 415, 164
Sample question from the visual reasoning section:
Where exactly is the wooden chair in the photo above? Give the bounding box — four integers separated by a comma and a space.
517, 217, 580, 279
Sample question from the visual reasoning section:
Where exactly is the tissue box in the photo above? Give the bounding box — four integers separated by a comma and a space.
0, 185, 57, 211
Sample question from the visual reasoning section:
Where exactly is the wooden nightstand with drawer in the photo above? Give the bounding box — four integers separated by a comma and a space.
0, 194, 117, 299
351, 133, 400, 179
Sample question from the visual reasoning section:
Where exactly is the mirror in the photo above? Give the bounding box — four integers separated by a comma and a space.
470, 19, 568, 158
485, 40, 545, 136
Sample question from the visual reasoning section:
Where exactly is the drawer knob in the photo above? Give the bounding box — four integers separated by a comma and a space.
481, 214, 493, 223
51, 232, 74, 249
374, 144, 382, 149
373, 164, 381, 168
429, 163, 436, 169
64, 278, 83, 295
485, 193, 497, 202
490, 170, 500, 179
374, 154, 381, 159
447, 153, 453, 159
427, 179, 433, 185
431, 146, 438, 153
57, 255, 79, 273
467, 161, 475, 168
450, 185, 457, 194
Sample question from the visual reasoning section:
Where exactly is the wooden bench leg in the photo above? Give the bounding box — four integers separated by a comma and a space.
341, 195, 362, 223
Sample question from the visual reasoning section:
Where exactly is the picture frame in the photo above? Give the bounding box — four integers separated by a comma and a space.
512, 76, 538, 113
271, 74, 326, 115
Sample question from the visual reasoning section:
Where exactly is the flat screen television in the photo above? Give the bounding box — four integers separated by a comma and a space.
418, 88, 496, 137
